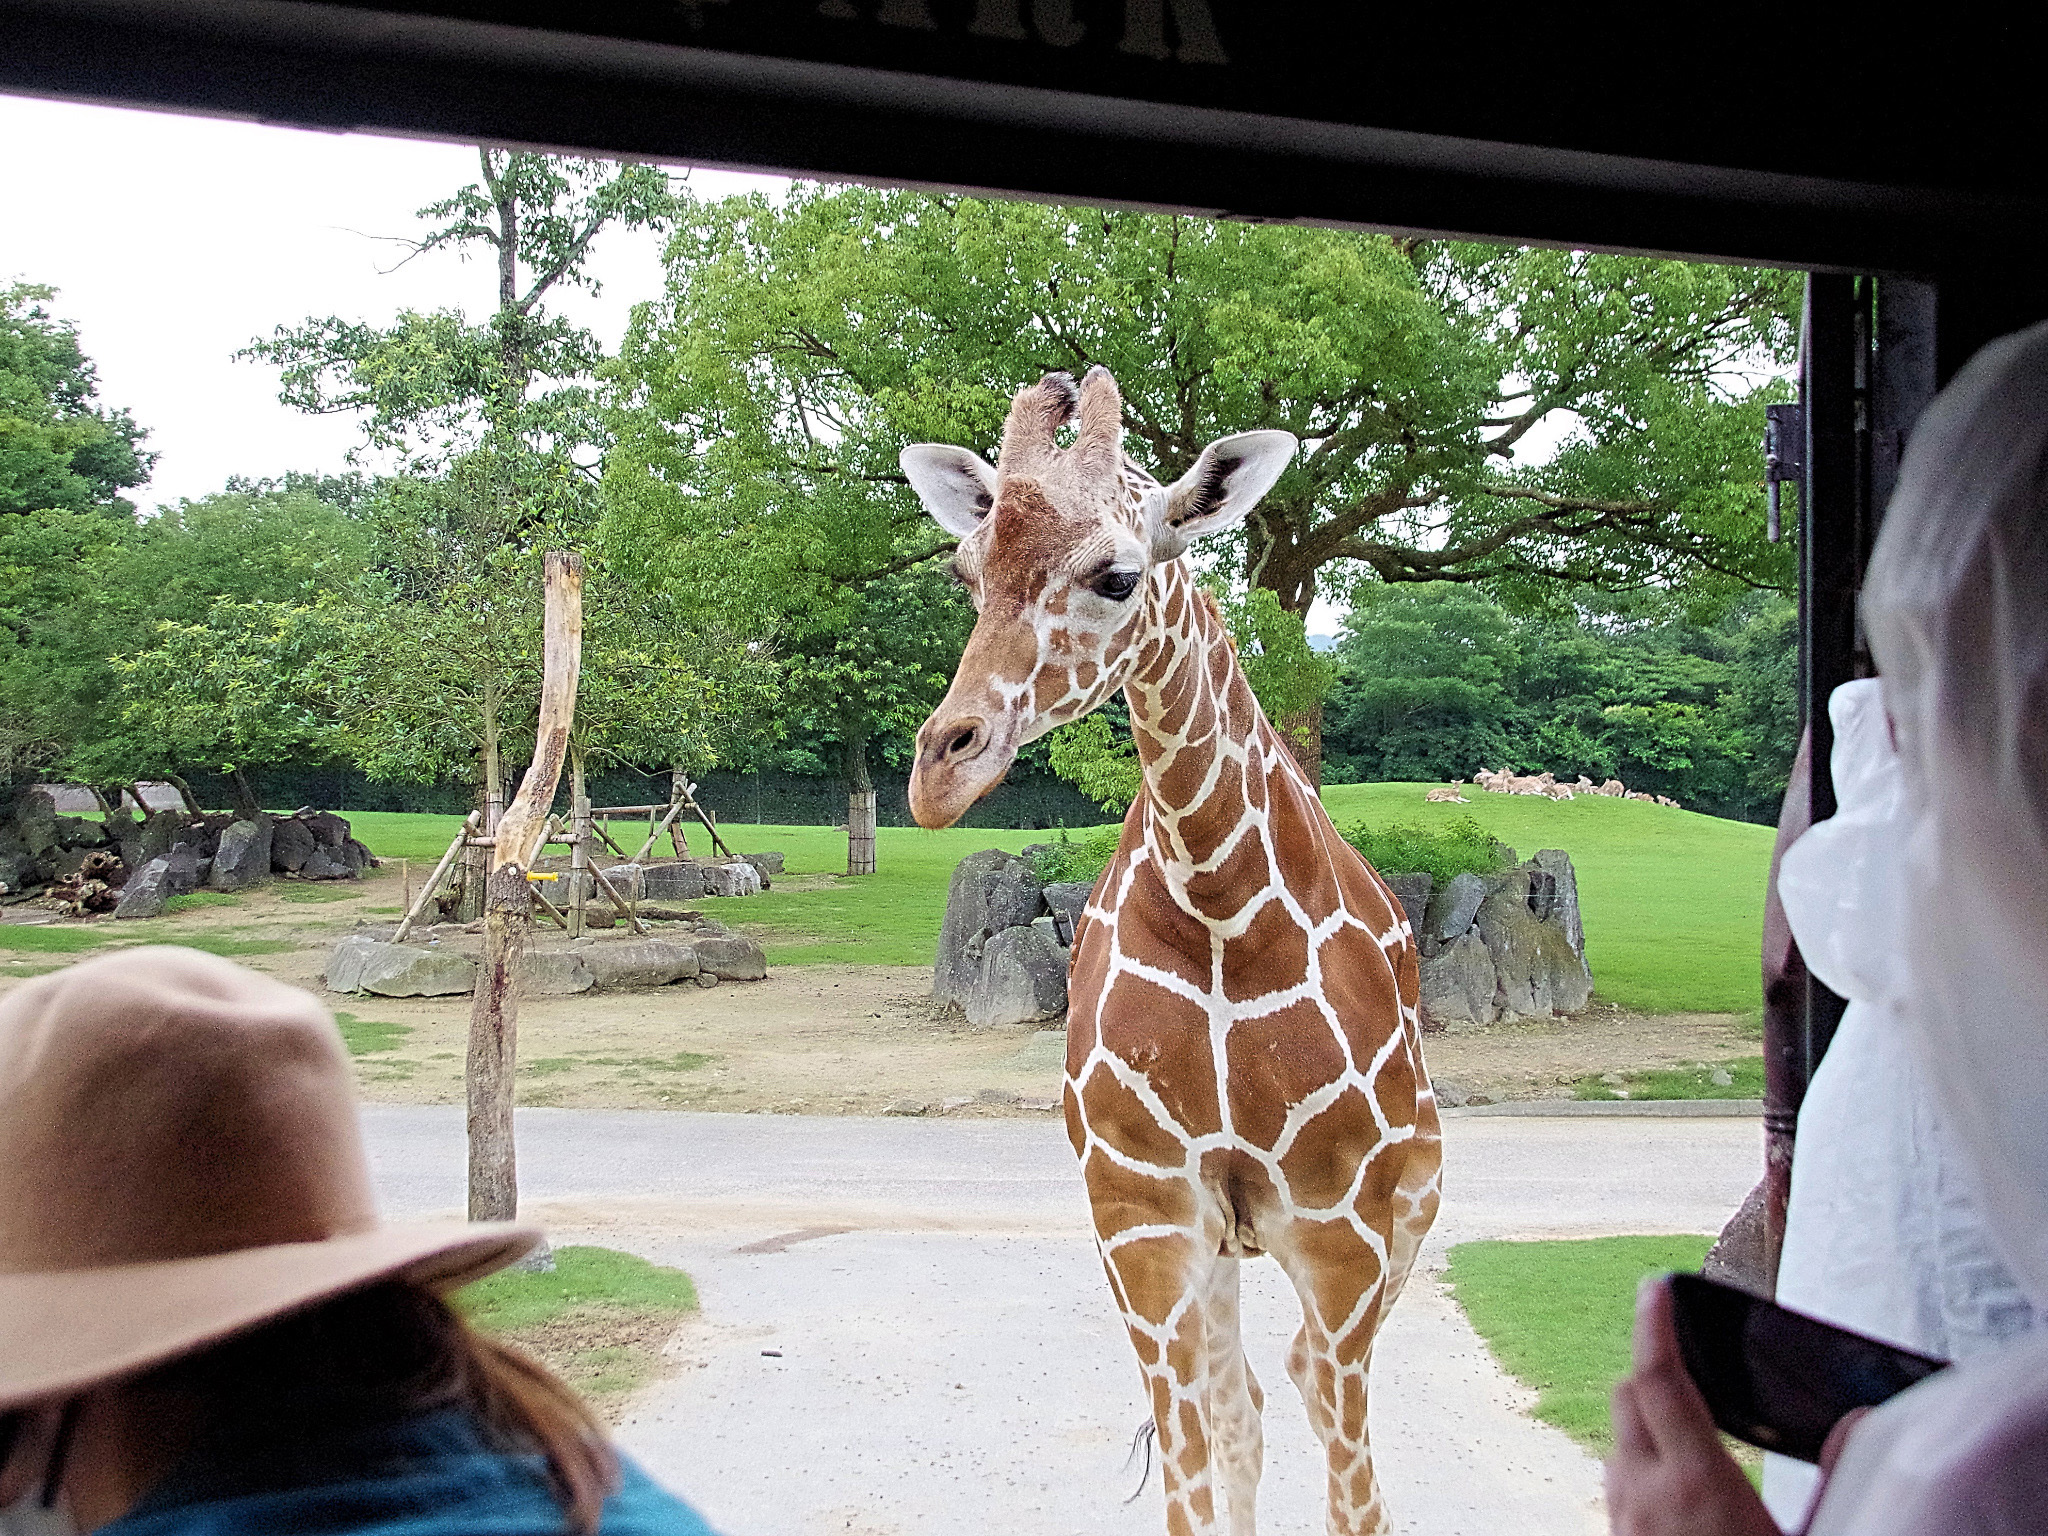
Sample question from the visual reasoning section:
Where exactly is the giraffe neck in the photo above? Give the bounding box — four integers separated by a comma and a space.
1121, 561, 1315, 916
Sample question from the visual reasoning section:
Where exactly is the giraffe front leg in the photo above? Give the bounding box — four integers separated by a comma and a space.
1101, 1226, 1222, 1536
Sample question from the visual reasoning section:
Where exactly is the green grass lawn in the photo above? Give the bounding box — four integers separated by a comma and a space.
455, 1244, 698, 1402
1575, 1056, 1765, 1101
1321, 785, 1772, 1014
335, 787, 1771, 1010
1447, 1235, 1713, 1459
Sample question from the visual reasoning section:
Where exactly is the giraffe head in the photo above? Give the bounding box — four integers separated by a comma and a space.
901, 365, 1295, 829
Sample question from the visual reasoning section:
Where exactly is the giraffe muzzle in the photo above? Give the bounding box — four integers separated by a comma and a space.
910, 712, 1012, 828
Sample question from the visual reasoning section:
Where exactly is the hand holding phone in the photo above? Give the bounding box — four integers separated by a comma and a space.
1667, 1273, 1947, 1462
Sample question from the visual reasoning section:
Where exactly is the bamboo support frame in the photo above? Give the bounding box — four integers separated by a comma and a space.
393, 811, 480, 943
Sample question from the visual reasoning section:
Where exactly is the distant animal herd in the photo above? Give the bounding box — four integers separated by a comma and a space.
1423, 769, 1681, 808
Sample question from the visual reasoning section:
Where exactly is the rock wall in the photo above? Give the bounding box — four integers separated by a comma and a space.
933, 849, 1078, 1028
935, 844, 1593, 1036
1390, 850, 1594, 1031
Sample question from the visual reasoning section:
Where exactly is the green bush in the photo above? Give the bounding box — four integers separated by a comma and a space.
1338, 815, 1506, 883
1030, 825, 1124, 886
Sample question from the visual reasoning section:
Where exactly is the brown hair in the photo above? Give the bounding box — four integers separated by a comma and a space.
143, 1281, 619, 1534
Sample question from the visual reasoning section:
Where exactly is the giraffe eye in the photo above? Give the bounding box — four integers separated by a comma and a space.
1093, 569, 1141, 602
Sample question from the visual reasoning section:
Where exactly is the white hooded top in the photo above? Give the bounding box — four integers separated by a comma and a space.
1798, 319, 2048, 1533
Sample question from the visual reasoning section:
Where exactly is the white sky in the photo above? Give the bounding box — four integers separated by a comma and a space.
0, 93, 784, 508
1, 93, 1369, 629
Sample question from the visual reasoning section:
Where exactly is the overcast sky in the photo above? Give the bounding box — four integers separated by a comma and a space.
0, 93, 785, 509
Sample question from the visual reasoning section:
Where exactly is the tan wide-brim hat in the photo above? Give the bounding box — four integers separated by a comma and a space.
0, 947, 539, 1410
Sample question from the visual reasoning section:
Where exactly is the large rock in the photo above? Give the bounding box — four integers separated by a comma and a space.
642, 862, 708, 902
1418, 932, 1499, 1031
1383, 872, 1432, 940
589, 864, 645, 904
1532, 849, 1587, 960
300, 811, 350, 849
1042, 880, 1093, 944
520, 950, 595, 996
965, 924, 1070, 1028
701, 860, 763, 898
271, 817, 317, 872
1426, 870, 1489, 943
1476, 870, 1593, 1017
15, 790, 58, 861
139, 810, 188, 864
693, 934, 768, 981
578, 937, 700, 989
741, 852, 784, 886
113, 857, 173, 919
54, 815, 107, 850
163, 842, 202, 896
208, 817, 273, 891
935, 849, 1045, 1009
0, 850, 32, 893
300, 843, 352, 881
342, 837, 376, 873
326, 936, 476, 997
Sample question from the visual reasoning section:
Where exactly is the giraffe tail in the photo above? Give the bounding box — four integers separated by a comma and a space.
1120, 1416, 1157, 1503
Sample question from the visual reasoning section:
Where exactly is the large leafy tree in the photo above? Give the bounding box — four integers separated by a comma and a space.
1, 283, 151, 519
606, 184, 1797, 786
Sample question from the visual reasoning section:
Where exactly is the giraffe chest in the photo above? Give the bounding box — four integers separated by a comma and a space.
1062, 841, 1421, 1154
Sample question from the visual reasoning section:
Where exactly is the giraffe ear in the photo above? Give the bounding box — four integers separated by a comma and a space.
1152, 430, 1298, 560
901, 445, 999, 539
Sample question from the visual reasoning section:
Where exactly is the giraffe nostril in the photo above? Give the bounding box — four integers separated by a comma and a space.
947, 727, 979, 758
935, 717, 987, 763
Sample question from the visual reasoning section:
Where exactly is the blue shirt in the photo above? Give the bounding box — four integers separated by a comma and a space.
102, 1407, 717, 1536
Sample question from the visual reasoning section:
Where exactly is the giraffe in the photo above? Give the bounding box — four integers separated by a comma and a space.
902, 367, 1442, 1536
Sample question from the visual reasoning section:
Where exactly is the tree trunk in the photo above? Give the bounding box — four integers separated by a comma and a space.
844, 729, 877, 877
467, 860, 529, 1222
668, 766, 691, 857
164, 774, 202, 816
467, 550, 582, 1262
227, 766, 262, 820
1277, 707, 1324, 789
569, 752, 589, 940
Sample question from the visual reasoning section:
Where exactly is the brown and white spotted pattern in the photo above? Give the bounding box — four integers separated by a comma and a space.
904, 368, 1441, 1536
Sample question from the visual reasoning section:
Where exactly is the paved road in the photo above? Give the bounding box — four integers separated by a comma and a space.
363, 1107, 1761, 1536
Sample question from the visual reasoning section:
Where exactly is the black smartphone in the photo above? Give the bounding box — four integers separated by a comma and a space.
1668, 1272, 1949, 1462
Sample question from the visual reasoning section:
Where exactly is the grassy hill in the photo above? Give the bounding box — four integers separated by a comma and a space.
1320, 784, 1772, 1014
344, 786, 1773, 1016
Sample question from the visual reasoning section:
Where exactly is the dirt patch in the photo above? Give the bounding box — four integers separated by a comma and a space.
1423, 1001, 1758, 1103
2, 866, 1755, 1114
493, 1306, 690, 1421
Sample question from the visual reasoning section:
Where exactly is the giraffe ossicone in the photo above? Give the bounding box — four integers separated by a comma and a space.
905, 366, 1443, 1536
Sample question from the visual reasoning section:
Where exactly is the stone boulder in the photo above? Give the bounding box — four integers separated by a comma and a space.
693, 934, 768, 981
208, 817, 274, 891
1418, 932, 1499, 1030
1383, 872, 1432, 940
578, 937, 700, 989
271, 817, 316, 873
1475, 868, 1593, 1017
113, 857, 173, 919
300, 843, 352, 881
1042, 880, 1092, 944
139, 811, 188, 864
54, 815, 107, 849
641, 862, 707, 902
741, 852, 784, 887
1531, 849, 1586, 960
1703, 1180, 1774, 1298
935, 849, 1045, 1010
966, 924, 1070, 1028
163, 842, 202, 896
1425, 870, 1489, 946
520, 950, 595, 996
326, 936, 476, 997
701, 860, 763, 898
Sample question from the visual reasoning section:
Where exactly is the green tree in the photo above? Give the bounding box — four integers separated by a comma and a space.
1, 283, 151, 518
605, 185, 1797, 785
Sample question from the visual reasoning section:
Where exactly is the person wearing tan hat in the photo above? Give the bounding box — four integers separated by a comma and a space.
0, 947, 718, 1535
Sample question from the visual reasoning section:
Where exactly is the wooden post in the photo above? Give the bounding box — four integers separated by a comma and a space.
669, 768, 691, 857
847, 791, 878, 876
468, 551, 582, 1230
569, 757, 589, 940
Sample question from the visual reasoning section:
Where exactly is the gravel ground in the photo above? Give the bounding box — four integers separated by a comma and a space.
364, 1105, 1760, 1536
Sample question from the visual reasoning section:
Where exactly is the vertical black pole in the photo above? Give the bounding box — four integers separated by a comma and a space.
1797, 273, 1862, 1079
